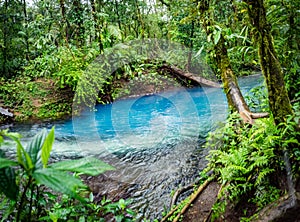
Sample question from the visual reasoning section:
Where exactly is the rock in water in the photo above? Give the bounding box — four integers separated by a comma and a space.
0, 107, 13, 117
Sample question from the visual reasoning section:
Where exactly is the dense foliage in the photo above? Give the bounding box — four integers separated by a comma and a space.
0, 0, 299, 221
0, 128, 135, 221
0, 0, 298, 122
205, 111, 300, 220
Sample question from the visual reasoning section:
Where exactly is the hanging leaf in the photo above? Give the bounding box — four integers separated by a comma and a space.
41, 127, 55, 168
0, 158, 18, 169
0, 167, 18, 201
194, 45, 204, 58
50, 157, 115, 176
5, 132, 33, 170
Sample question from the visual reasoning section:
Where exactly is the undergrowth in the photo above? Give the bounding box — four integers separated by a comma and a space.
205, 110, 300, 220
0, 128, 135, 221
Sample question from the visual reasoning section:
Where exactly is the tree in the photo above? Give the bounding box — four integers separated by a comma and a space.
90, 0, 104, 53
0, 0, 25, 78
196, 0, 267, 123
243, 0, 293, 124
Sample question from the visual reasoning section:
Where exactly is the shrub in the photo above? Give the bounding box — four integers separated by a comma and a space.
0, 127, 135, 221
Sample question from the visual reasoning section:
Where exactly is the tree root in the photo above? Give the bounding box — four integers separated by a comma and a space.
161, 177, 214, 222
170, 178, 201, 208
240, 110, 269, 124
203, 183, 224, 222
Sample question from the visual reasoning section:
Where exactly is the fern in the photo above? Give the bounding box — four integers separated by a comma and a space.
205, 113, 297, 219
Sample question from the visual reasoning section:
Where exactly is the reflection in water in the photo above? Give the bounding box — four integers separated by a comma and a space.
3, 74, 263, 220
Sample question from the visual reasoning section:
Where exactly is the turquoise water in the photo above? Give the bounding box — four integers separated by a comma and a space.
2, 74, 263, 220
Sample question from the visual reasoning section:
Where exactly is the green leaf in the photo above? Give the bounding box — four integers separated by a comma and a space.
26, 128, 47, 168
33, 168, 87, 202
50, 157, 115, 176
19, 143, 34, 171
41, 127, 55, 168
214, 30, 221, 45
0, 158, 18, 169
0, 167, 18, 200
4, 131, 22, 140
5, 132, 33, 170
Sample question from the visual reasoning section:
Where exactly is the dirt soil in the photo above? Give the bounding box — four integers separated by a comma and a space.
181, 181, 300, 222
182, 182, 221, 222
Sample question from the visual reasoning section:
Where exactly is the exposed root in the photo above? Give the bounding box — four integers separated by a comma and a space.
170, 178, 200, 208
240, 110, 269, 124
161, 177, 214, 222
250, 112, 269, 119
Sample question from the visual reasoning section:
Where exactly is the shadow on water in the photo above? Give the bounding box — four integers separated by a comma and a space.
2, 74, 264, 220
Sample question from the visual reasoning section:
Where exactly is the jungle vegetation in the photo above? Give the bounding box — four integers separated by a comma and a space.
0, 0, 299, 221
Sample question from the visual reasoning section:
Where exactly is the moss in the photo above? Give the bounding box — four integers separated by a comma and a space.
244, 0, 293, 124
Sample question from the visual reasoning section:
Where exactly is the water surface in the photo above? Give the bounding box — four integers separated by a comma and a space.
2, 74, 263, 220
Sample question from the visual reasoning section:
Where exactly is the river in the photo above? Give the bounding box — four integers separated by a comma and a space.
1, 74, 263, 220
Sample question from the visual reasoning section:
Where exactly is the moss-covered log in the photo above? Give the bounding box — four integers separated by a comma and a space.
243, 0, 293, 124
161, 64, 221, 88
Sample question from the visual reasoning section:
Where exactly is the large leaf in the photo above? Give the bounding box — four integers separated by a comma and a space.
33, 168, 87, 201
26, 128, 47, 169
0, 135, 3, 144
50, 157, 115, 176
41, 127, 55, 168
0, 167, 18, 201
5, 131, 33, 170
0, 158, 18, 169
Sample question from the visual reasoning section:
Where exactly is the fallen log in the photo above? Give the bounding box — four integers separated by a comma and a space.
161, 64, 221, 88
160, 64, 270, 124
0, 107, 13, 117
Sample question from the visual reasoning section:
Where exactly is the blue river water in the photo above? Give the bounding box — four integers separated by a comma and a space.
2, 74, 264, 220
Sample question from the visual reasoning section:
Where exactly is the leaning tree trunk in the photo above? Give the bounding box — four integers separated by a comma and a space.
197, 0, 267, 124
243, 0, 293, 125
214, 35, 257, 124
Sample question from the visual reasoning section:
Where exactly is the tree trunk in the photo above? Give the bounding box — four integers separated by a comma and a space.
59, 0, 69, 44
214, 35, 256, 123
73, 0, 84, 47
197, 0, 265, 124
187, 20, 195, 72
134, 0, 145, 39
2, 0, 8, 77
243, 0, 293, 124
161, 64, 221, 88
90, 0, 103, 53
23, 0, 29, 61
